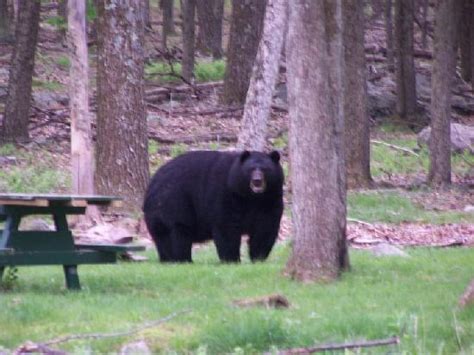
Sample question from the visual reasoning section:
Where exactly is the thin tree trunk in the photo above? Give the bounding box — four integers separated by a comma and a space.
68, 0, 94, 199
343, 0, 372, 188
420, 0, 429, 49
144, 0, 151, 29
394, 0, 417, 125
385, 0, 394, 70
196, 0, 224, 59
221, 0, 266, 105
181, 0, 195, 81
237, 0, 288, 151
160, 0, 174, 49
285, 0, 349, 282
96, 0, 150, 209
58, 0, 68, 44
428, 0, 459, 186
0, 0, 11, 42
0, 0, 40, 143
459, 0, 471, 82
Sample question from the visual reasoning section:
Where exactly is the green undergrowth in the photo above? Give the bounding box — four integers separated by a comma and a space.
1, 246, 473, 353
145, 60, 225, 83
348, 190, 474, 224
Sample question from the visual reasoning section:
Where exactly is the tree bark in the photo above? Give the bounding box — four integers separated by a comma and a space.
420, 0, 429, 49
285, 0, 349, 282
58, 0, 68, 43
181, 0, 195, 81
0, 0, 40, 143
236, 0, 288, 151
343, 0, 372, 188
96, 0, 150, 210
68, 0, 94, 199
428, 0, 459, 186
221, 0, 266, 105
459, 0, 471, 82
385, 0, 394, 71
394, 0, 418, 125
196, 0, 224, 59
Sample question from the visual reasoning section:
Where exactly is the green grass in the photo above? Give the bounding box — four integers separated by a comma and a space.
32, 79, 64, 91
0, 246, 473, 354
370, 137, 473, 178
56, 56, 70, 69
145, 60, 226, 83
348, 190, 474, 224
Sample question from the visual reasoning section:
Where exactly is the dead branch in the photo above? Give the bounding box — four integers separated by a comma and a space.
370, 140, 420, 157
459, 279, 474, 308
232, 294, 290, 309
149, 132, 237, 144
37, 310, 190, 347
347, 217, 375, 228
271, 336, 400, 354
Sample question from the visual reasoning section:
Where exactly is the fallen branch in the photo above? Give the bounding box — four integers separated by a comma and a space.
271, 336, 400, 354
347, 217, 375, 228
40, 310, 190, 347
371, 140, 419, 157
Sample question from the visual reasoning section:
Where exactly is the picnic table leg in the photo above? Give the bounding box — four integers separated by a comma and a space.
63, 265, 81, 290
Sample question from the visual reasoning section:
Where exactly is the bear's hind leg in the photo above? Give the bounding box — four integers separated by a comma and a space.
170, 224, 193, 262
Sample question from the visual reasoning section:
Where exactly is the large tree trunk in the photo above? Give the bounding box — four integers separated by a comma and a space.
394, 0, 418, 125
385, 0, 394, 71
428, 0, 459, 186
0, 0, 40, 143
181, 0, 195, 81
68, 0, 94, 199
221, 0, 266, 105
236, 0, 287, 151
459, 0, 471, 82
96, 0, 150, 209
196, 0, 223, 59
285, 0, 349, 282
343, 0, 372, 188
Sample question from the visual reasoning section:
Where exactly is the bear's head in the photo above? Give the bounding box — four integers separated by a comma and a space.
228, 151, 284, 197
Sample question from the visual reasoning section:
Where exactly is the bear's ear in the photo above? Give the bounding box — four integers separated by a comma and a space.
269, 151, 280, 163
240, 150, 251, 163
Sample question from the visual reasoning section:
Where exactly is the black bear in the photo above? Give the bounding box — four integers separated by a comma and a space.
143, 150, 284, 262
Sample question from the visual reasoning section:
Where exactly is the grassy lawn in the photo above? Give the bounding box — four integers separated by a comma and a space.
1, 245, 473, 354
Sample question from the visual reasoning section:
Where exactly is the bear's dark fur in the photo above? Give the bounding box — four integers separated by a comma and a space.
143, 150, 284, 262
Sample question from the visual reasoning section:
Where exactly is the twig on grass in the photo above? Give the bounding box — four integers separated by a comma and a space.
371, 140, 420, 157
270, 336, 400, 354
39, 310, 190, 347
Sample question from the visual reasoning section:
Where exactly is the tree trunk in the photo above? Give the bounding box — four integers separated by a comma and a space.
221, 0, 266, 105
394, 0, 417, 125
428, 0, 459, 186
68, 0, 94, 199
181, 0, 195, 81
0, 0, 11, 42
236, 0, 288, 151
160, 0, 174, 49
144, 0, 151, 29
459, 0, 471, 82
285, 0, 349, 282
58, 0, 68, 44
343, 0, 372, 189
420, 0, 429, 49
0, 0, 40, 143
371, 0, 384, 20
385, 0, 394, 71
196, 0, 224, 59
96, 0, 150, 210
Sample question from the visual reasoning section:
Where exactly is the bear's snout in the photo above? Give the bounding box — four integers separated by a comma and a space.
250, 168, 266, 193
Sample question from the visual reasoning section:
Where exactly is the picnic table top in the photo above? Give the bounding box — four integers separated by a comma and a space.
0, 193, 122, 208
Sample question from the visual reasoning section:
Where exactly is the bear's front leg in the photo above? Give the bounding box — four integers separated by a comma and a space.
248, 211, 282, 261
213, 225, 242, 262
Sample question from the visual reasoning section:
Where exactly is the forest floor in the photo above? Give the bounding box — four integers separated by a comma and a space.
0, 3, 473, 252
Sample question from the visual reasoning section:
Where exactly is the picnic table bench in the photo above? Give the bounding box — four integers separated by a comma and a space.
0, 193, 145, 290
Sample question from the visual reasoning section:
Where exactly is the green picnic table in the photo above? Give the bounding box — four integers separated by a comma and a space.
0, 193, 144, 290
